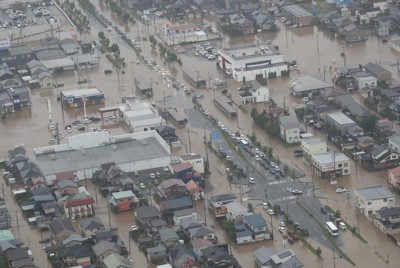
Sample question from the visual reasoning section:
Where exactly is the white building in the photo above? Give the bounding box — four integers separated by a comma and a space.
180, 153, 204, 174
218, 44, 288, 82
353, 72, 377, 89
240, 80, 270, 104
353, 185, 395, 217
311, 152, 350, 179
34, 131, 171, 185
301, 136, 327, 159
225, 201, 252, 223
278, 115, 300, 143
289, 75, 332, 97
119, 100, 165, 132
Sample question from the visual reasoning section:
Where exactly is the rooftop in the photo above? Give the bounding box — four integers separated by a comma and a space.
61, 87, 103, 98
220, 44, 280, 60
289, 75, 332, 93
41, 57, 75, 69
376, 207, 400, 218
112, 190, 135, 199
279, 114, 299, 130
253, 246, 276, 265
282, 4, 313, 17
325, 111, 356, 125
354, 184, 394, 200
313, 152, 349, 164
301, 137, 327, 147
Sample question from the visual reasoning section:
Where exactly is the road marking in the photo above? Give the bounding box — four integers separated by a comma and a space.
322, 236, 327, 241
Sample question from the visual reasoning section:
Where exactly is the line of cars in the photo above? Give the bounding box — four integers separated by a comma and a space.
279, 16, 298, 29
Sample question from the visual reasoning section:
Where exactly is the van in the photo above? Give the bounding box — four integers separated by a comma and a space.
301, 97, 309, 102
338, 222, 347, 230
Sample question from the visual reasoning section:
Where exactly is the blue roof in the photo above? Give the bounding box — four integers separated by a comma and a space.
243, 214, 267, 228
236, 228, 252, 238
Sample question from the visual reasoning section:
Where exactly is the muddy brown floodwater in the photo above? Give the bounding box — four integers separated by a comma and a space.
1, 1, 400, 267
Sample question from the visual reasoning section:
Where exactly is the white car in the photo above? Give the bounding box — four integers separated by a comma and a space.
255, 155, 261, 161
292, 189, 302, 195
267, 209, 274, 215
139, 183, 146, 189
131, 225, 139, 231
278, 226, 286, 233
248, 177, 255, 184
336, 187, 347, 193
279, 221, 286, 227
338, 222, 347, 230
262, 202, 269, 210
149, 173, 156, 179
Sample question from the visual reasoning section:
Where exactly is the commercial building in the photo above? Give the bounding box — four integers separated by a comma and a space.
182, 69, 207, 88
282, 5, 313, 27
353, 185, 395, 217
180, 154, 205, 174
301, 137, 327, 160
218, 44, 288, 82
41, 57, 75, 72
118, 101, 165, 132
134, 76, 153, 95
311, 152, 351, 179
213, 96, 237, 117
289, 75, 333, 97
323, 111, 357, 135
390, 39, 400, 53
278, 115, 300, 144
33, 131, 171, 185
239, 80, 270, 104
61, 88, 105, 108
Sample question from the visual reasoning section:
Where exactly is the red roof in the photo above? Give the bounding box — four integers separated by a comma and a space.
65, 197, 95, 208
171, 162, 193, 173
389, 166, 400, 176
56, 172, 76, 181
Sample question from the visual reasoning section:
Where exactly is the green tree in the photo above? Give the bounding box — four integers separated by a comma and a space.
315, 247, 322, 257
358, 114, 377, 132
98, 31, 105, 40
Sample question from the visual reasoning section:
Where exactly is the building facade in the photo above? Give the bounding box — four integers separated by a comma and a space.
311, 152, 351, 178
354, 185, 395, 217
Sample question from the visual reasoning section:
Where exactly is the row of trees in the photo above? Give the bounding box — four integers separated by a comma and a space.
150, 36, 182, 66
102, 0, 135, 23
77, 0, 107, 27
98, 31, 125, 68
250, 108, 280, 137
60, 0, 90, 33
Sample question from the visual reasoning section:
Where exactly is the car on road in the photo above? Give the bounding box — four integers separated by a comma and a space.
139, 183, 146, 189
163, 166, 170, 172
262, 202, 269, 210
255, 155, 261, 161
267, 209, 274, 215
294, 149, 304, 157
149, 173, 156, 179
226, 168, 231, 173
336, 187, 347, 193
278, 226, 286, 233
279, 221, 286, 227
338, 222, 347, 230
131, 225, 139, 231
294, 222, 300, 230
321, 206, 327, 214
292, 189, 302, 195
156, 172, 161, 178
248, 177, 255, 184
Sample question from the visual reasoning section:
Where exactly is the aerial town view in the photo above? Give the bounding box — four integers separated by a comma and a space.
1, 0, 400, 267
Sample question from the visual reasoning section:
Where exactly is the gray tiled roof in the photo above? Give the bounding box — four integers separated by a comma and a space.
354, 184, 394, 200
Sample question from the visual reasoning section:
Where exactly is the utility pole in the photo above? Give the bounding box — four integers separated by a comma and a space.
187, 129, 192, 153
108, 202, 112, 228
15, 211, 20, 237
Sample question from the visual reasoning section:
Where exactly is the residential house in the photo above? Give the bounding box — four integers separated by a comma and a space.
186, 180, 203, 200
388, 166, 400, 189
335, 94, 373, 120
267, 107, 285, 119
5, 248, 33, 268
159, 227, 180, 248
0, 78, 21, 89
92, 240, 120, 263
356, 136, 375, 151
374, 119, 392, 136
62, 233, 83, 248
148, 218, 168, 233
190, 0, 216, 11
63, 192, 95, 220
252, 11, 276, 32
208, 193, 236, 218
57, 179, 79, 196
243, 214, 271, 241
159, 196, 193, 219
235, 224, 253, 244
323, 111, 357, 135
180, 218, 203, 235
94, 228, 118, 243
313, 104, 341, 121
59, 244, 92, 267
201, 245, 240, 268
0, 70, 13, 81
173, 208, 198, 226
269, 249, 303, 267
49, 218, 76, 246
353, 184, 395, 217
135, 205, 161, 227
80, 217, 105, 237
253, 246, 276, 268
109, 190, 140, 212
353, 71, 377, 90
171, 162, 193, 179
373, 207, 400, 235
103, 252, 131, 268
157, 179, 189, 199
372, 0, 388, 11
225, 201, 252, 222
371, 145, 399, 169
146, 245, 167, 262
364, 62, 391, 81
239, 80, 270, 104
278, 114, 300, 144
169, 244, 200, 268
192, 238, 213, 260
155, 124, 178, 144
187, 225, 215, 242
215, 8, 237, 25
390, 38, 400, 53
241, 2, 259, 15
377, 88, 400, 102
0, 45, 34, 68
339, 23, 368, 43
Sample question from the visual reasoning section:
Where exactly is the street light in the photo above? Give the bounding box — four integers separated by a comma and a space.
333, 249, 342, 268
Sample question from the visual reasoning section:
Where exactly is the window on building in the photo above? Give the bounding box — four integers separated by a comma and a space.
144, 128, 148, 131
383, 198, 387, 202
344, 163, 348, 167
343, 169, 348, 173
368, 210, 373, 215
367, 201, 372, 205
338, 164, 342, 168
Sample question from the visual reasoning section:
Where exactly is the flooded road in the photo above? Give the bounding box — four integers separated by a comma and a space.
1, 1, 400, 267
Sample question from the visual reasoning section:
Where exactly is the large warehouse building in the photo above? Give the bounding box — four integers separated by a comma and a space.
218, 44, 288, 82
34, 131, 171, 185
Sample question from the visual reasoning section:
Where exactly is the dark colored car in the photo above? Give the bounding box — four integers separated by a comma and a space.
321, 207, 327, 214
